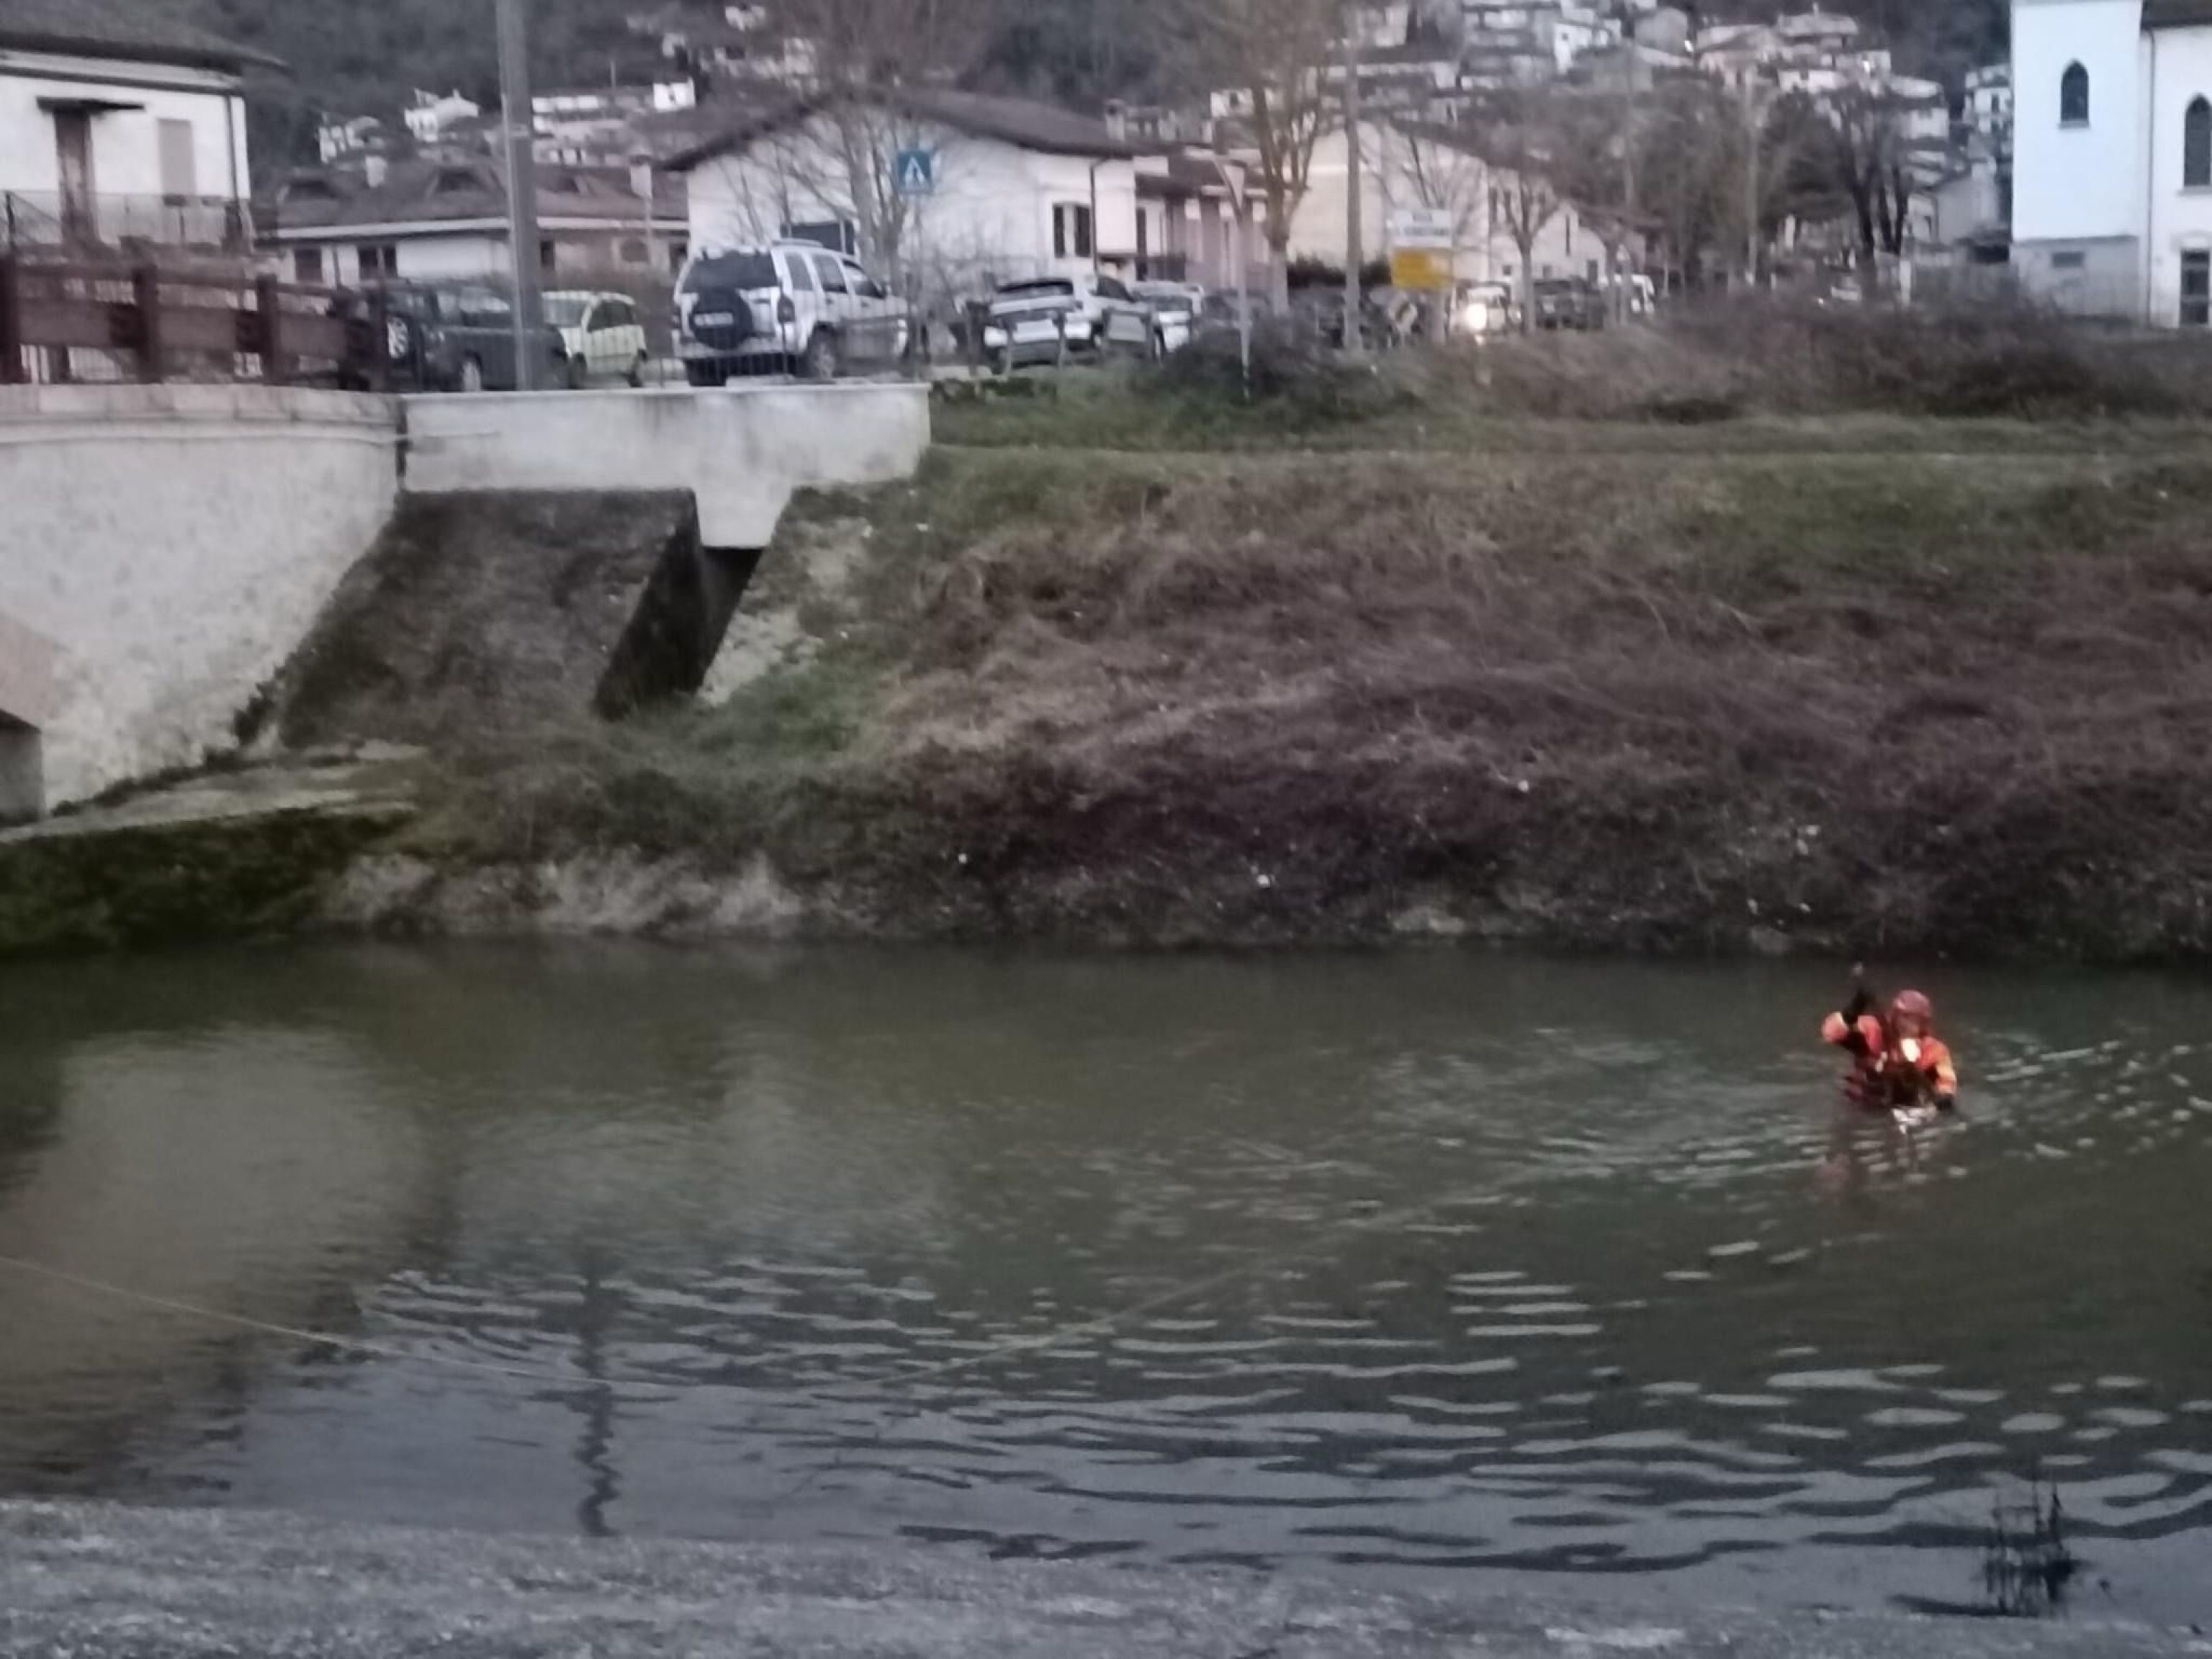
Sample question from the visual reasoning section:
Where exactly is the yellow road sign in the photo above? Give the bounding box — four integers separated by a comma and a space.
1390, 248, 1453, 291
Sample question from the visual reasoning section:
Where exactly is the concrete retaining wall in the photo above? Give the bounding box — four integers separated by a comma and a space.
403, 383, 932, 548
0, 382, 927, 808
0, 385, 399, 806
0, 719, 39, 822
0, 609, 54, 817
0, 608, 55, 731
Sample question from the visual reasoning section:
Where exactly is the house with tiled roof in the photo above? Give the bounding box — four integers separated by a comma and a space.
665, 89, 1166, 297
258, 156, 688, 287
0, 0, 278, 253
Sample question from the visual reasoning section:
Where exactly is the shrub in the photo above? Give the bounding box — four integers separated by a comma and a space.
1671, 296, 2206, 418
1140, 320, 1407, 425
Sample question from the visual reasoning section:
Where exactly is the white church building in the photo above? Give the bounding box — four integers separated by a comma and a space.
2014, 0, 2212, 323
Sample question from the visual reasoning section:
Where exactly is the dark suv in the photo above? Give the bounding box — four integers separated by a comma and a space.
1532, 278, 1607, 332
347, 284, 568, 392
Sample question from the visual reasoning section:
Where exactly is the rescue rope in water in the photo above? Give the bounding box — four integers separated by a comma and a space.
0, 1164, 1529, 1411
0, 1252, 582, 1388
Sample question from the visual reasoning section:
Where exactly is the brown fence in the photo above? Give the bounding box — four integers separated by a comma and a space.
0, 255, 385, 388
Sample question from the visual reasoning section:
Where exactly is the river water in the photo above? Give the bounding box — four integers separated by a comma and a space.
2, 944, 2208, 1622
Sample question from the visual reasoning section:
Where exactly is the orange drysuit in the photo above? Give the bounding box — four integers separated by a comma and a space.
1822, 989, 1958, 1113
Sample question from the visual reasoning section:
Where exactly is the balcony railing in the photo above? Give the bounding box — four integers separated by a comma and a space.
2, 192, 251, 256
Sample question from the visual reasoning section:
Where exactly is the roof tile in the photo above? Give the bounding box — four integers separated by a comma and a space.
0, 0, 279, 71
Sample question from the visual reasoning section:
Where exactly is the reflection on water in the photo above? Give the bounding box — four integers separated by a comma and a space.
1, 944, 2210, 1621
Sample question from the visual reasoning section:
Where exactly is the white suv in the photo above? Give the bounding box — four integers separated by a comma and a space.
676, 241, 911, 383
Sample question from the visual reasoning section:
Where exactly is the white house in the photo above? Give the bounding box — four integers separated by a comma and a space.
259, 157, 688, 287
318, 113, 387, 165
2013, 0, 2212, 323
667, 89, 1153, 301
535, 81, 696, 166
1287, 118, 1614, 289
1965, 60, 2015, 141
0, 0, 269, 253
405, 89, 482, 148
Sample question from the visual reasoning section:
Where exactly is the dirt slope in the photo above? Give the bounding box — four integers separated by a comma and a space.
378, 435, 2212, 960
266, 490, 742, 750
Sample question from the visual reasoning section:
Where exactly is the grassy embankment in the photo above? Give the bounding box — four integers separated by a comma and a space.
390, 312, 2212, 957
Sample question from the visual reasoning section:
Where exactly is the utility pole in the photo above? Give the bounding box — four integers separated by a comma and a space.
1341, 2, 1364, 356
1212, 153, 1252, 399
630, 152, 658, 277
498, 0, 545, 390
1742, 73, 1773, 291
1617, 37, 1639, 325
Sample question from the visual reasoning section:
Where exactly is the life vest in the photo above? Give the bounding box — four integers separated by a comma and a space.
1822, 1012, 1957, 1112
1892, 1033, 1959, 1105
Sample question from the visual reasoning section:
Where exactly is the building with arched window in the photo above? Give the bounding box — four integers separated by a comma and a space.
2060, 58, 2093, 121
2014, 0, 2212, 324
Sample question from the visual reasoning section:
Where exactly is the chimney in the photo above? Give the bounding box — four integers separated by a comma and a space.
364, 153, 389, 189
1104, 99, 1128, 143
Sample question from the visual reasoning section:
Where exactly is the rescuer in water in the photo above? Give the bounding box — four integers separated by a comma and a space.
1820, 970, 1959, 1180
1823, 976, 1959, 1116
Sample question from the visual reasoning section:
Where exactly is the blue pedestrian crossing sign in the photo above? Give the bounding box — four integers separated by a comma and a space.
894, 147, 935, 199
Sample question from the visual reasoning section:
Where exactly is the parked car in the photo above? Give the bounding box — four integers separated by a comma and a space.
1532, 277, 1607, 331
1129, 280, 1202, 356
1453, 279, 1517, 338
343, 283, 567, 392
1617, 273, 1658, 318
545, 290, 651, 387
1817, 273, 1866, 307
675, 241, 911, 384
982, 271, 1159, 367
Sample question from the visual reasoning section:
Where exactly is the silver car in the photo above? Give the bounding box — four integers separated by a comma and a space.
983, 271, 1160, 367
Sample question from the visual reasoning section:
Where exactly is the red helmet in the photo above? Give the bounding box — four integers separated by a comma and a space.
1891, 990, 1933, 1023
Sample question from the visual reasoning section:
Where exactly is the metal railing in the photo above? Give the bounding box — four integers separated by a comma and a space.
2, 192, 250, 256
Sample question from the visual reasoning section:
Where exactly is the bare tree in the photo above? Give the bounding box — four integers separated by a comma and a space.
1390, 118, 1489, 252
1635, 78, 1742, 293
1560, 44, 1655, 319
693, 107, 948, 286
1739, 85, 1832, 286
757, 0, 1004, 284
1166, 0, 1342, 310
778, 0, 1000, 89
1823, 80, 1945, 278
1465, 86, 1577, 333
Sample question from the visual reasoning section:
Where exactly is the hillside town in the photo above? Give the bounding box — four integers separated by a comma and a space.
0, 0, 2038, 374
12, 0, 2212, 369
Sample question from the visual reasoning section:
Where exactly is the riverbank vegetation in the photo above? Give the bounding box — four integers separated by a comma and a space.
387, 413, 2212, 958
935, 302, 2212, 452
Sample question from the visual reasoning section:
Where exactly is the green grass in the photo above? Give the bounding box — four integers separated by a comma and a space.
935, 372, 2212, 457
930, 316, 2212, 457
